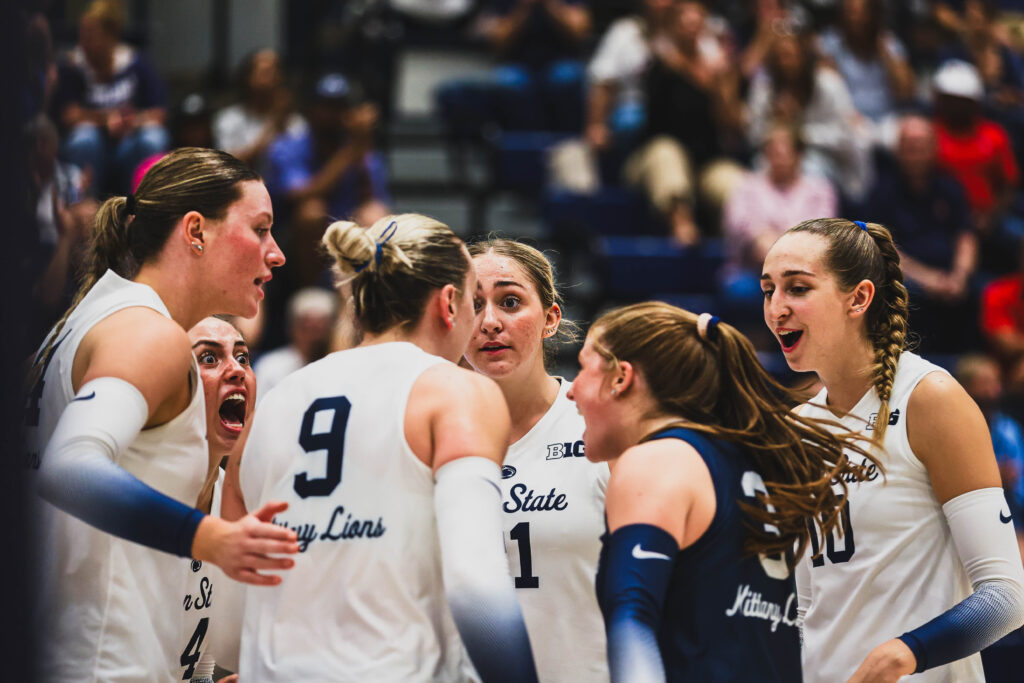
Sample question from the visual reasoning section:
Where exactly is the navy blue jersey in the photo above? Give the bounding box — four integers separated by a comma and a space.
596, 427, 802, 682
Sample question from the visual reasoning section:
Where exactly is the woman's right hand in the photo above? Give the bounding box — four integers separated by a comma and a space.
192, 501, 300, 586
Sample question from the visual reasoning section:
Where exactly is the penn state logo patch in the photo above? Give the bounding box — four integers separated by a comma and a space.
501, 465, 517, 479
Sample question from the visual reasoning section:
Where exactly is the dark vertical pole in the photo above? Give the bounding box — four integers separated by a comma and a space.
210, 0, 230, 89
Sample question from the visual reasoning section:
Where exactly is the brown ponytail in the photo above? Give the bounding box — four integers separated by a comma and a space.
28, 148, 260, 391
591, 302, 880, 564
788, 218, 910, 444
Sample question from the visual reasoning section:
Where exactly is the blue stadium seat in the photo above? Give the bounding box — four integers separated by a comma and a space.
596, 236, 726, 299
486, 131, 573, 193
543, 188, 656, 240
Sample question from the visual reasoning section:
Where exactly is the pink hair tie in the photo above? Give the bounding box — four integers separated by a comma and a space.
696, 313, 720, 341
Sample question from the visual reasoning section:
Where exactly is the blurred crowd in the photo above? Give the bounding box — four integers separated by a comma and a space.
18, 0, 1024, 530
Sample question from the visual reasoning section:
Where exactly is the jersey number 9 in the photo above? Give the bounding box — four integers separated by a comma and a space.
294, 396, 351, 498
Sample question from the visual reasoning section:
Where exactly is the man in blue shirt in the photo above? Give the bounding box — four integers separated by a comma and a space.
265, 73, 390, 289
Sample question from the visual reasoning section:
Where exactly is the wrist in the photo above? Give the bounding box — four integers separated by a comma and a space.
190, 514, 217, 561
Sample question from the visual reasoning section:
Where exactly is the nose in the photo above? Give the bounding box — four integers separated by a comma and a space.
765, 291, 788, 324
267, 235, 286, 268
478, 301, 502, 334
566, 384, 575, 401
223, 355, 247, 382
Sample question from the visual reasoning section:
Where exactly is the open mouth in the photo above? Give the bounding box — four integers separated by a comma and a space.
778, 329, 803, 352
218, 392, 247, 433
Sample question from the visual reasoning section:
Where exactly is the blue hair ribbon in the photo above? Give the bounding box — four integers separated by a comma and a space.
854, 220, 868, 231
355, 220, 399, 273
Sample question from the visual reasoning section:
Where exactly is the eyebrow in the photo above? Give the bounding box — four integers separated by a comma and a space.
191, 339, 247, 350
493, 280, 526, 289
760, 269, 816, 281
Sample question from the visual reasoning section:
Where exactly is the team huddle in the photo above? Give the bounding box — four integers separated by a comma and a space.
24, 148, 1024, 682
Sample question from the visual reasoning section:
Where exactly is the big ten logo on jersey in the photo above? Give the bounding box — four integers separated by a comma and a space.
545, 439, 585, 460
866, 408, 900, 431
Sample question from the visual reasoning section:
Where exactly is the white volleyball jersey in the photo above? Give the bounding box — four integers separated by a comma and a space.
796, 352, 983, 682
500, 380, 610, 683
25, 270, 212, 682
238, 342, 477, 682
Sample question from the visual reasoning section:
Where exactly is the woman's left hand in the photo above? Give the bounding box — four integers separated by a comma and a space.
846, 639, 916, 683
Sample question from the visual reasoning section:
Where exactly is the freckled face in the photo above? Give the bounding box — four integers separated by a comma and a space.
205, 181, 285, 318
761, 232, 855, 374
466, 253, 557, 382
188, 317, 256, 457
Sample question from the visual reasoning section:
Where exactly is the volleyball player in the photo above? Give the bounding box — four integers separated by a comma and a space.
25, 148, 299, 681
188, 315, 258, 677
568, 301, 876, 681
235, 214, 538, 682
761, 218, 1024, 681
464, 239, 609, 682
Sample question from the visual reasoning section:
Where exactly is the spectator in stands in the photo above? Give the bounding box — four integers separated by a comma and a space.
253, 287, 337, 396
585, 0, 676, 156
981, 241, 1024, 379
932, 59, 1020, 272
265, 72, 390, 289
956, 354, 1024, 542
476, 0, 592, 131
54, 0, 169, 195
28, 114, 96, 332
173, 93, 213, 150
623, 0, 745, 245
213, 49, 305, 171
817, 0, 916, 148
721, 123, 836, 307
746, 26, 874, 201
940, 0, 1024, 160
867, 115, 977, 352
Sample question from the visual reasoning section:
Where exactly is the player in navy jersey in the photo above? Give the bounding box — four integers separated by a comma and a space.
464, 238, 609, 682
762, 218, 1024, 682
567, 301, 876, 682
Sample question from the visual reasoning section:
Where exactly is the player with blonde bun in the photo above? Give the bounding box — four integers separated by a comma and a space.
235, 214, 538, 682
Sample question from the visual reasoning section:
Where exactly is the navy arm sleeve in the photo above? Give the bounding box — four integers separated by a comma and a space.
600, 523, 679, 683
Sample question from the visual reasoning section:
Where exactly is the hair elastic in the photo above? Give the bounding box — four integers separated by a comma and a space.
124, 193, 135, 215
696, 313, 720, 341
854, 220, 868, 231
355, 220, 399, 273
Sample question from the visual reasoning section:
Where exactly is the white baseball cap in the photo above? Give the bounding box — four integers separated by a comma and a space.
933, 60, 984, 100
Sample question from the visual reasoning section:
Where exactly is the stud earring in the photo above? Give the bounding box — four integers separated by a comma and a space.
610, 388, 619, 397
192, 242, 204, 254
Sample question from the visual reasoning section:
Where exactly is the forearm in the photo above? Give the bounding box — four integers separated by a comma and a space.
602, 524, 676, 683
288, 141, 368, 202
897, 488, 1024, 672
952, 232, 978, 281
587, 82, 613, 129
39, 378, 206, 557
435, 457, 538, 683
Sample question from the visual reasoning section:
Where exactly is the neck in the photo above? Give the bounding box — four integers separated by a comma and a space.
133, 261, 206, 330
361, 320, 449, 360
818, 337, 877, 414
495, 363, 560, 445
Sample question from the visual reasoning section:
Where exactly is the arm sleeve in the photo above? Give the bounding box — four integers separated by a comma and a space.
897, 487, 1024, 672
434, 456, 539, 683
600, 523, 678, 683
37, 377, 206, 557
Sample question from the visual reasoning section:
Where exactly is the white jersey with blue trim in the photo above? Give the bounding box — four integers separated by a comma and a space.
26, 270, 212, 682
238, 342, 478, 682
500, 380, 610, 683
796, 351, 982, 682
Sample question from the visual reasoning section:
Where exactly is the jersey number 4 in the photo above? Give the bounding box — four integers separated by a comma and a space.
294, 396, 351, 498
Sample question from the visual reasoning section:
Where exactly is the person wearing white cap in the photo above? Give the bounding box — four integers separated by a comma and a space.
932, 59, 1020, 262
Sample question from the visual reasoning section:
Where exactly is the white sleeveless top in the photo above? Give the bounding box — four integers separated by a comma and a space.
499, 380, 610, 683
238, 342, 477, 681
26, 270, 212, 682
796, 352, 982, 682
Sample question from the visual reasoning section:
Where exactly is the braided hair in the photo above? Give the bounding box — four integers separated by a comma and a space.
789, 218, 910, 444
